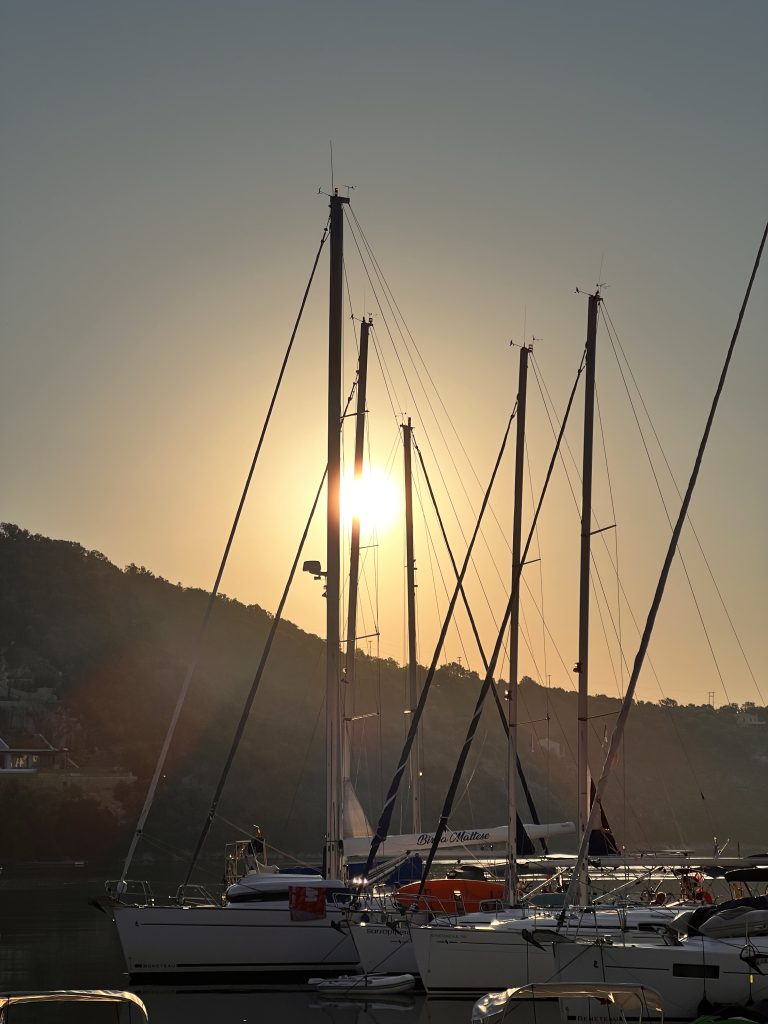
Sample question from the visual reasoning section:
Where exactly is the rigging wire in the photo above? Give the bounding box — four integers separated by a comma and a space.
595, 385, 629, 843
595, 388, 623, 686
348, 208, 507, 508
368, 326, 401, 424
364, 411, 516, 875
353, 241, 511, 669
345, 212, 513, 643
559, 218, 767, 919
347, 215, 554, 707
182, 466, 329, 886
364, 328, 610, 825
602, 302, 764, 707
594, 389, 623, 694
116, 218, 330, 888
414, 348, 587, 895
413, 433, 549, 841
412, 465, 472, 670
597, 307, 735, 708
524, 436, 553, 824
525, 437, 550, 698
531, 353, 707, 838
183, 367, 364, 882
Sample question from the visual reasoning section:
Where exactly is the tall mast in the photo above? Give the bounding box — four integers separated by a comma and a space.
344, 317, 371, 783
576, 291, 599, 904
403, 417, 422, 833
507, 342, 530, 903
326, 190, 349, 880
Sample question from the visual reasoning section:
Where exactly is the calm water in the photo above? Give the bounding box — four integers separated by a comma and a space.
0, 871, 479, 1023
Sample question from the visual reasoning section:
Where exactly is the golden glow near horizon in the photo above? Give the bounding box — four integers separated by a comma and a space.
341, 465, 401, 535
2, 3, 765, 708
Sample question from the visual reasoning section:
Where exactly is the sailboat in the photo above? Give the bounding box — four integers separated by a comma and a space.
110, 191, 360, 981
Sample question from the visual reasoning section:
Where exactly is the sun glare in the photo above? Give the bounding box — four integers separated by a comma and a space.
341, 465, 401, 533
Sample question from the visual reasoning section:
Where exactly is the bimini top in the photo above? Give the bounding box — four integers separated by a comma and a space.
472, 983, 664, 1023
0, 990, 148, 1022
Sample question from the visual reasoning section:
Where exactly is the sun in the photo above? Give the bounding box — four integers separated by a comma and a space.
341, 465, 401, 533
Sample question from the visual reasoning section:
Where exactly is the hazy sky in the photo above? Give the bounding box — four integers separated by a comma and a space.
2, 1, 766, 709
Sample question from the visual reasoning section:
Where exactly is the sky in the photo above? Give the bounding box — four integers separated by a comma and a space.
2, 0, 766, 710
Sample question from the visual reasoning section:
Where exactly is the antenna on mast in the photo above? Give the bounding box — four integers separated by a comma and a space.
330, 140, 334, 193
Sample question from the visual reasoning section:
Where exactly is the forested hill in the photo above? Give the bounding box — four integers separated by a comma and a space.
1, 523, 766, 869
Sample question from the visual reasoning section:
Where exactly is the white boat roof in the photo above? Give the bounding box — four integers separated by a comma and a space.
0, 990, 148, 1021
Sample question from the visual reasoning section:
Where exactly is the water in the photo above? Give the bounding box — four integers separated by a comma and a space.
0, 871, 476, 1023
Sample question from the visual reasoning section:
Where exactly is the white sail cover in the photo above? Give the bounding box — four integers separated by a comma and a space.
343, 778, 373, 839
343, 821, 574, 861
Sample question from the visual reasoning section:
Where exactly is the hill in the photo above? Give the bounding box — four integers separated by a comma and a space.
1, 523, 765, 873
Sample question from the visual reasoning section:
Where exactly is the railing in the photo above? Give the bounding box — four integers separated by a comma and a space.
224, 839, 269, 884
105, 878, 155, 905
175, 884, 220, 907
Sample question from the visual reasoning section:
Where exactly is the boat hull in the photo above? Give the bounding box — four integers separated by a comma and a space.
412, 908, 676, 996
554, 936, 768, 1022
112, 904, 358, 982
412, 922, 557, 997
351, 919, 419, 975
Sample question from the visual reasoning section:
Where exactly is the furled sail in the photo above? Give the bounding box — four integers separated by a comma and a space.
343, 779, 373, 839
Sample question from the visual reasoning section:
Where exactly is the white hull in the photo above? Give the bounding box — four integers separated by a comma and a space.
113, 903, 358, 980
412, 908, 677, 996
351, 906, 535, 977
352, 919, 419, 975
554, 935, 768, 1021
413, 919, 556, 997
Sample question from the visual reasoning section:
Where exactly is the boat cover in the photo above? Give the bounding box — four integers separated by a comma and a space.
472, 983, 664, 1023
343, 821, 575, 860
688, 895, 768, 935
0, 990, 148, 1021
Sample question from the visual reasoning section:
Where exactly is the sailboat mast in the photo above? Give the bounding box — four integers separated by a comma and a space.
577, 291, 599, 902
326, 190, 349, 880
344, 317, 371, 781
507, 342, 530, 903
403, 417, 422, 834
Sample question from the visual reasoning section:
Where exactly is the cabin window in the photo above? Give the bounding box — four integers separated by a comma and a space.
227, 889, 291, 903
672, 963, 719, 978
227, 886, 348, 905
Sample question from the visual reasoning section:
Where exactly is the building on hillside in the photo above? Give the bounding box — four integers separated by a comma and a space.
736, 710, 766, 728
0, 733, 69, 772
0, 732, 136, 818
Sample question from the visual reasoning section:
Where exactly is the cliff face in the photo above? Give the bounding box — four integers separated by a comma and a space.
1, 523, 765, 869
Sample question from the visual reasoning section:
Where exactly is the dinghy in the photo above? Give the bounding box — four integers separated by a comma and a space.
309, 973, 416, 996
